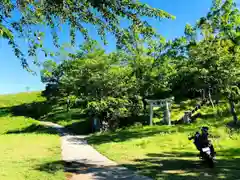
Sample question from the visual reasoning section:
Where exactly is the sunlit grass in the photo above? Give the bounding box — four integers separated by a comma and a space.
0, 91, 44, 107
0, 92, 64, 180
0, 134, 64, 180
88, 102, 240, 180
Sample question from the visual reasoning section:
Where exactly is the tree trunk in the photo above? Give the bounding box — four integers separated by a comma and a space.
67, 99, 70, 112
143, 99, 147, 114
203, 89, 206, 100
215, 97, 219, 105
201, 89, 206, 101
229, 99, 238, 124
208, 89, 214, 108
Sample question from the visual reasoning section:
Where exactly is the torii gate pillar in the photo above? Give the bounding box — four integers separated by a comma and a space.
145, 97, 174, 126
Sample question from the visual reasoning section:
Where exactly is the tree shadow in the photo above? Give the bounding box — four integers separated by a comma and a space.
176, 100, 199, 111
86, 126, 195, 145
64, 120, 92, 135
0, 108, 11, 117
197, 109, 231, 121
36, 160, 151, 180
35, 148, 240, 180
119, 115, 150, 127
65, 136, 88, 145
147, 151, 196, 158
40, 108, 92, 135
0, 101, 52, 119
0, 101, 92, 135
122, 149, 240, 180
5, 124, 59, 135
40, 109, 81, 123
226, 121, 240, 131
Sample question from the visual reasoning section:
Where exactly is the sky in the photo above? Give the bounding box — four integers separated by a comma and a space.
0, 0, 212, 94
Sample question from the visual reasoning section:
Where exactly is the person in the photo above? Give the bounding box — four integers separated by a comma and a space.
200, 126, 216, 157
188, 131, 202, 158
189, 126, 216, 158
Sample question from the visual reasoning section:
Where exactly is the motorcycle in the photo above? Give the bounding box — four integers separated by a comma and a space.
200, 144, 215, 168
188, 133, 215, 168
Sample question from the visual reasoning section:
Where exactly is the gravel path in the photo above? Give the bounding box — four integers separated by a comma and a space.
41, 121, 152, 180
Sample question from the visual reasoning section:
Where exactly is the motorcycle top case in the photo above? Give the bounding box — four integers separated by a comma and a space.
202, 147, 211, 154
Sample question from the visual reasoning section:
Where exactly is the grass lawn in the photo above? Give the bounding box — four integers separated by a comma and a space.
87, 102, 240, 180
0, 92, 64, 180
3, 92, 240, 179
41, 107, 92, 135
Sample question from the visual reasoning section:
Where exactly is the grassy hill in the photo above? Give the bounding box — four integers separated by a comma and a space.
0, 92, 64, 180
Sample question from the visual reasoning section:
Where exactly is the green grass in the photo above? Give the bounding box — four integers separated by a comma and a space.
0, 91, 45, 107
0, 92, 64, 180
3, 92, 240, 179
0, 91, 92, 135
41, 108, 92, 135
87, 102, 240, 180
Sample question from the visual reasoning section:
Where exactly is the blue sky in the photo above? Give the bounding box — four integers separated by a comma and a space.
0, 0, 212, 94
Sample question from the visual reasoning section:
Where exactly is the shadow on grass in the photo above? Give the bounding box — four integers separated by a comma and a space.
5, 124, 59, 135
123, 158, 240, 180
11, 102, 52, 119
0, 101, 92, 135
227, 121, 240, 131
87, 125, 196, 145
197, 109, 231, 121
119, 115, 150, 128
64, 120, 92, 135
36, 160, 150, 180
122, 149, 240, 180
177, 100, 199, 111
0, 101, 52, 119
147, 151, 196, 158
0, 108, 11, 117
87, 129, 165, 145
36, 148, 240, 180
40, 109, 87, 123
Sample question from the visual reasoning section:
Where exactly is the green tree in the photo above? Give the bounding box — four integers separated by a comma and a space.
174, 0, 240, 124
1, 0, 174, 68
197, 0, 240, 124
119, 28, 177, 112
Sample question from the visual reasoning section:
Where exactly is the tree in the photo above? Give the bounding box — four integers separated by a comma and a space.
174, 0, 240, 124
41, 0, 240, 129
118, 28, 177, 113
196, 0, 240, 124
1, 0, 174, 68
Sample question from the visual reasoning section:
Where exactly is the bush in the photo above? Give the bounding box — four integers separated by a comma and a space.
87, 97, 132, 130
87, 95, 145, 130
128, 95, 144, 117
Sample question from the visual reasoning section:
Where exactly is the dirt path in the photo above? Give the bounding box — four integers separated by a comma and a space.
41, 121, 152, 180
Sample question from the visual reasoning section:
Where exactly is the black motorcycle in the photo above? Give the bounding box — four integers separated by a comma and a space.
200, 143, 215, 168
188, 132, 215, 168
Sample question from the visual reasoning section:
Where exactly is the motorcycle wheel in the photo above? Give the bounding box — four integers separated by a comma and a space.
206, 155, 214, 168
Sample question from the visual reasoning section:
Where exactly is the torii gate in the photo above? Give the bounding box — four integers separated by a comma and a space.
145, 97, 174, 126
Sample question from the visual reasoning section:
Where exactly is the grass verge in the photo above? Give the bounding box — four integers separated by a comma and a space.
0, 92, 64, 180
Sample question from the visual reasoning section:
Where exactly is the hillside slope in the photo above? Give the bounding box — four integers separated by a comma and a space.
0, 92, 64, 180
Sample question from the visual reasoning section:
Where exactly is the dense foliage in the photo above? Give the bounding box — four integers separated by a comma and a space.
41, 0, 240, 129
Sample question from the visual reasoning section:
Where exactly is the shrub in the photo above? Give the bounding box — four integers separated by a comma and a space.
87, 97, 132, 130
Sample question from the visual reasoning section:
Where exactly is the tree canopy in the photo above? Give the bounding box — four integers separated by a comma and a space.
1, 0, 174, 69
41, 0, 240, 129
